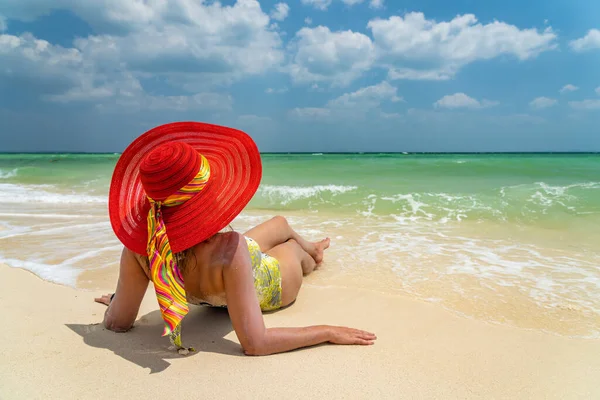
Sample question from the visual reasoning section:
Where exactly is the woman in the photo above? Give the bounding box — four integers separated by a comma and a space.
95, 122, 376, 356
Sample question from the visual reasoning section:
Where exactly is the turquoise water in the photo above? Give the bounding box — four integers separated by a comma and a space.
258, 154, 600, 226
2, 153, 599, 224
1, 153, 599, 336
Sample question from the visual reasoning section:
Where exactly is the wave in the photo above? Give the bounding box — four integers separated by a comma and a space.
2, 179, 598, 223
258, 185, 358, 206
0, 244, 121, 287
503, 181, 600, 215
251, 181, 600, 224
0, 256, 81, 286
379, 183, 600, 223
0, 183, 107, 205
0, 168, 18, 179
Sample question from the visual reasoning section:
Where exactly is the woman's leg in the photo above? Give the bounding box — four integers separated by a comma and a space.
244, 216, 330, 263
266, 239, 317, 306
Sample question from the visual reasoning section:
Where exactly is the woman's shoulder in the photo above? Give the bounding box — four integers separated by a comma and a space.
192, 231, 245, 265
123, 248, 151, 279
198, 230, 241, 248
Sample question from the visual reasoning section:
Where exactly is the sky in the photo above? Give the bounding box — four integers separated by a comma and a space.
0, 0, 599, 152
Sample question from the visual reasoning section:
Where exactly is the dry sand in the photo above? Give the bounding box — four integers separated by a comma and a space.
1, 262, 599, 399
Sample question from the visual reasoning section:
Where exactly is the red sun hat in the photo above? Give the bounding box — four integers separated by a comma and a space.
109, 121, 262, 255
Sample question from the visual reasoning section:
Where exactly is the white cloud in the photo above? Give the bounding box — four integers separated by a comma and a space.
369, 0, 384, 9
2, 0, 284, 95
121, 92, 233, 112
301, 0, 382, 9
265, 87, 288, 94
54, 74, 233, 112
291, 81, 401, 119
569, 29, 600, 52
238, 114, 273, 123
300, 0, 332, 11
0, 0, 164, 31
494, 113, 546, 125
434, 93, 498, 110
407, 108, 545, 126
388, 67, 453, 81
559, 84, 579, 94
326, 81, 401, 108
529, 97, 557, 109
0, 32, 232, 111
288, 12, 558, 87
288, 26, 375, 86
0, 15, 6, 32
369, 12, 557, 81
0, 33, 90, 94
380, 111, 402, 119
80, 0, 283, 79
270, 3, 289, 22
596, 87, 600, 95
289, 107, 331, 119
341, 0, 365, 6
304, 17, 312, 25
569, 99, 600, 110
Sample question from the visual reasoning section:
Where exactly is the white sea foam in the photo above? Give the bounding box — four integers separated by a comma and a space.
0, 212, 100, 219
0, 221, 30, 239
0, 242, 122, 287
381, 194, 432, 217
250, 180, 599, 222
0, 256, 80, 287
259, 185, 358, 205
0, 168, 18, 179
0, 222, 109, 240
60, 245, 122, 265
0, 183, 106, 204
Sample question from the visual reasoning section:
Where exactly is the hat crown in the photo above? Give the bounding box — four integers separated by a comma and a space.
139, 141, 201, 201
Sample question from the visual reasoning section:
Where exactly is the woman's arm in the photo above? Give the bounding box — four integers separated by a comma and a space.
95, 247, 149, 332
221, 233, 376, 356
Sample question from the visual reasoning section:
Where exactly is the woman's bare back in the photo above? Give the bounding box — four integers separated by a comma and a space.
134, 231, 240, 307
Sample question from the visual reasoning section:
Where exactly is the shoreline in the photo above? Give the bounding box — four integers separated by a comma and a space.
2, 262, 599, 399
10, 257, 600, 342
6, 206, 600, 341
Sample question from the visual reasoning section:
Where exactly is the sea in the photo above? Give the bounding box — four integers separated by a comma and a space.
1, 153, 599, 338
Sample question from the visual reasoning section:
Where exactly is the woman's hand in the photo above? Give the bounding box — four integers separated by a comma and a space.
328, 326, 377, 345
94, 293, 113, 306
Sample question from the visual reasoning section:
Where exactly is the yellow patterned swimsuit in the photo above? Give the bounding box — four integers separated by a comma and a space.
245, 236, 283, 311
191, 236, 282, 311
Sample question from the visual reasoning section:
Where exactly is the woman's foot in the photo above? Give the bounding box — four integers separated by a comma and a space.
313, 238, 330, 264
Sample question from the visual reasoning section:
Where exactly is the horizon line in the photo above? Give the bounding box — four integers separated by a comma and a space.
1, 151, 600, 155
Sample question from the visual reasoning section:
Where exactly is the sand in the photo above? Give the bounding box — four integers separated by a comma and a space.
1, 262, 599, 400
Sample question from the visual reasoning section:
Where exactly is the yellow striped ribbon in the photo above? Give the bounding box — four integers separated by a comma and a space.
146, 154, 210, 352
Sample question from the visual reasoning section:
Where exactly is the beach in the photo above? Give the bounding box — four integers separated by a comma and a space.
2, 262, 600, 399
1, 153, 600, 398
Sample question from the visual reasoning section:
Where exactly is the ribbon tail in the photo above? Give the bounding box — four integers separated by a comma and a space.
169, 325, 195, 355
146, 200, 194, 355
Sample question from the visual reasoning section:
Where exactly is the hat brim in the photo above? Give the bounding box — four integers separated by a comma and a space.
109, 121, 262, 255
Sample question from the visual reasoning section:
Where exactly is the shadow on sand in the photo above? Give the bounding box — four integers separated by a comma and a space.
66, 306, 241, 374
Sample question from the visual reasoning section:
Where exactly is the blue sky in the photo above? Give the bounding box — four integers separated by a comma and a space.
0, 0, 599, 152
